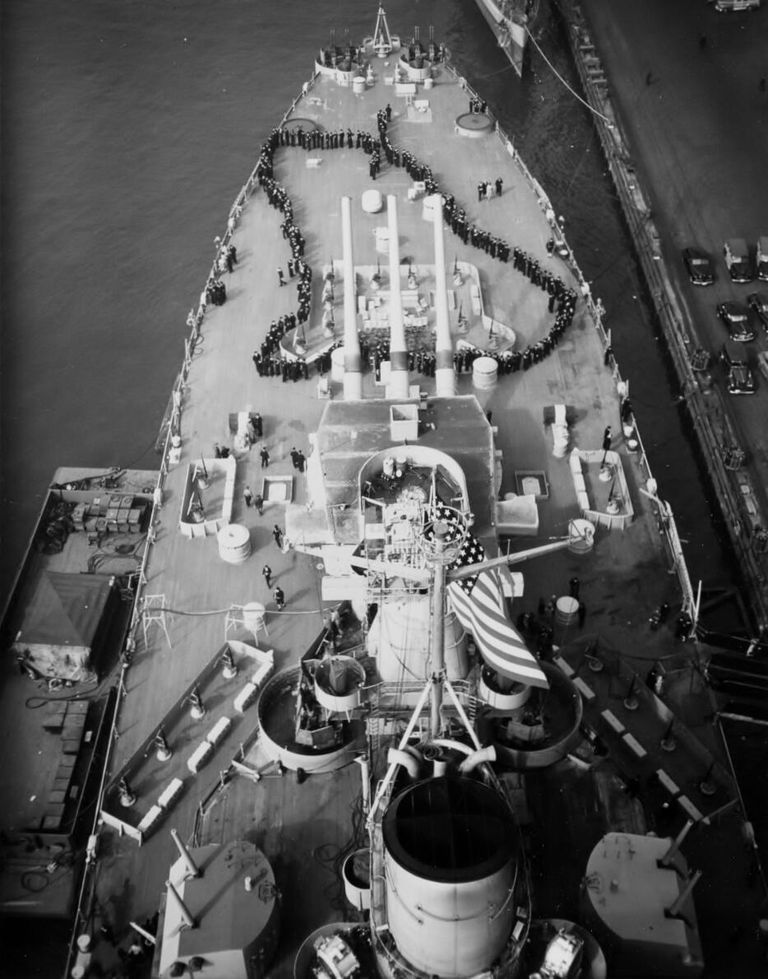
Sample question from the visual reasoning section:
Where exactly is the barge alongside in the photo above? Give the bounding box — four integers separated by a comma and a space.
3, 6, 767, 978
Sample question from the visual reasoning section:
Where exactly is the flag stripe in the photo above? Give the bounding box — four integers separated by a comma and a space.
425, 504, 549, 689
448, 569, 549, 689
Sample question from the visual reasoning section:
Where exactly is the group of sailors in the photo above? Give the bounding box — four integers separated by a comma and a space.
468, 96, 488, 114
358, 335, 440, 380
253, 336, 342, 381
205, 277, 227, 307
215, 242, 238, 276
377, 109, 438, 191
275, 358, 311, 382
245, 99, 579, 385
477, 178, 503, 201
353, 324, 574, 380
273, 121, 382, 156
254, 315, 293, 362
195, 241, 237, 314
256, 132, 317, 329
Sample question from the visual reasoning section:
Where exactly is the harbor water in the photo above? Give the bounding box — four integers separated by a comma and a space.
1, 0, 734, 605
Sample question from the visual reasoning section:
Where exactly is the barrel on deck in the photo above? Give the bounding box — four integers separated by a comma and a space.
556, 595, 579, 626
217, 524, 251, 564
472, 356, 498, 390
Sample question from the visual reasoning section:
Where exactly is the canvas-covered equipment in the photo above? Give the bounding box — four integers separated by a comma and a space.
12, 572, 119, 681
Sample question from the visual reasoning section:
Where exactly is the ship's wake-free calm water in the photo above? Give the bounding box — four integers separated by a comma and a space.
1, 0, 733, 602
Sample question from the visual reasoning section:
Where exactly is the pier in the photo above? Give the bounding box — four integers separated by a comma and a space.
557, 0, 768, 633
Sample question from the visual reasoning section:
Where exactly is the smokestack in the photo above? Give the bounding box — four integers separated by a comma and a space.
429, 194, 455, 396
170, 828, 201, 880
387, 195, 410, 399
341, 196, 362, 400
166, 880, 196, 931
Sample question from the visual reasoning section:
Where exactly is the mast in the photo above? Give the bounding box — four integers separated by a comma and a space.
372, 5, 393, 57
429, 522, 447, 737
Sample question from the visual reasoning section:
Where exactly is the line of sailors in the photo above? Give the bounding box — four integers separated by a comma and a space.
253, 342, 341, 381
249, 103, 578, 379
254, 110, 440, 358
215, 243, 238, 276
274, 124, 385, 154
198, 244, 238, 314
205, 277, 227, 307
377, 109, 438, 192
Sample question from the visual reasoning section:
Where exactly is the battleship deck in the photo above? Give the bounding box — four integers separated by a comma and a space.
103, 79, 648, 708
4, 39, 762, 979
104, 64, 683, 766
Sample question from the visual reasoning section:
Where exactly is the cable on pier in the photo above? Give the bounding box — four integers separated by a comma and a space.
526, 27, 614, 126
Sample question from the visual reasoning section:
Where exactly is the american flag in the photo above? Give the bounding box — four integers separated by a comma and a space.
427, 506, 549, 689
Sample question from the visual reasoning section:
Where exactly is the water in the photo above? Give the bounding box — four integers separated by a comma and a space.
1, 0, 734, 604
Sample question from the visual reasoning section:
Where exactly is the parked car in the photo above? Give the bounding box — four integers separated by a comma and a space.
758, 350, 768, 382
756, 237, 768, 282
712, 0, 762, 10
717, 301, 756, 341
682, 247, 714, 285
720, 341, 756, 394
723, 238, 753, 283
746, 292, 768, 331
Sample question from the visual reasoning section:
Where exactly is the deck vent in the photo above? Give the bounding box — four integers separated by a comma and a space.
389, 404, 418, 442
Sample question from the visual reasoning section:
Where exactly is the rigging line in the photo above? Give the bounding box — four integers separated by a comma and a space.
525, 27, 614, 126
153, 605, 323, 616
472, 61, 516, 81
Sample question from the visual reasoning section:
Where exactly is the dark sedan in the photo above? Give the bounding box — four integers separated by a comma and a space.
717, 301, 756, 342
682, 247, 715, 285
746, 292, 768, 332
